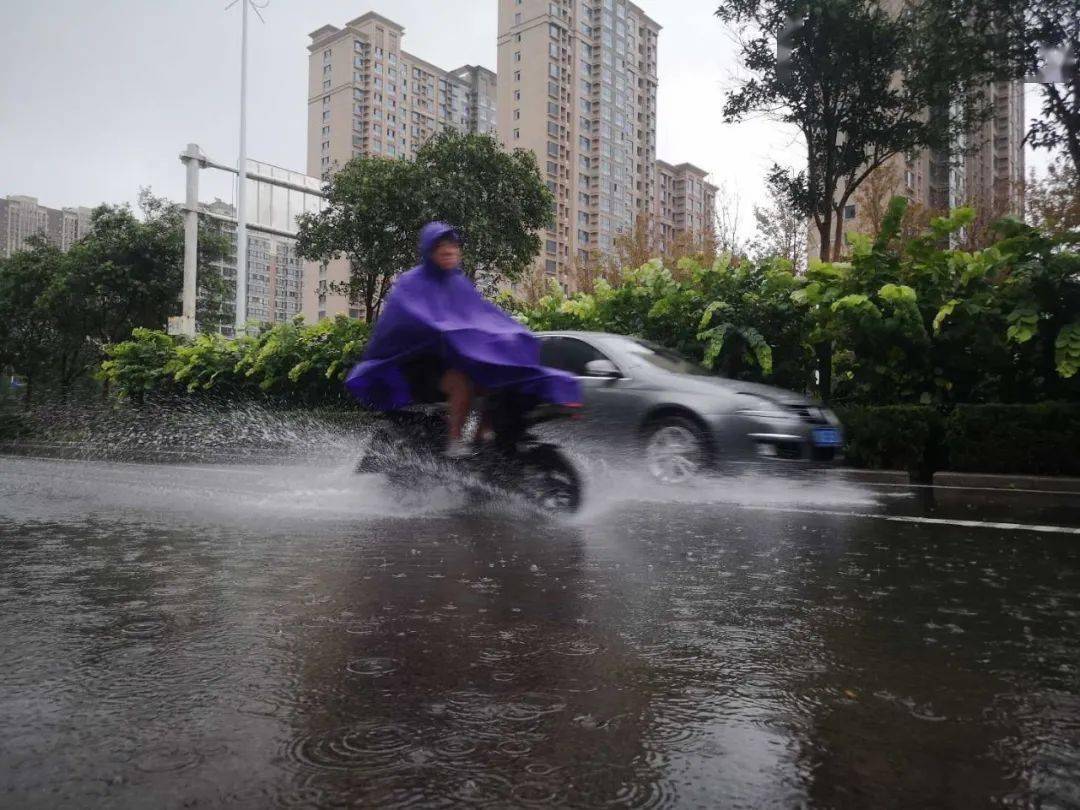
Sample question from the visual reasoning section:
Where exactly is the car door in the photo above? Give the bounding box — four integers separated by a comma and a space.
539, 336, 640, 446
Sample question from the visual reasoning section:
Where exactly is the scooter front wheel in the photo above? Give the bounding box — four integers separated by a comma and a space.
516, 446, 582, 514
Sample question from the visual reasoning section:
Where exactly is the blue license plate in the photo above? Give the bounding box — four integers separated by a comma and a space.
812, 427, 842, 447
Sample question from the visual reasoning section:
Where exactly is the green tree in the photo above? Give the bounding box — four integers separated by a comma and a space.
411, 131, 555, 293
0, 239, 87, 402
0, 191, 229, 397
715, 0, 1006, 263
296, 131, 553, 319
748, 179, 807, 271
1027, 155, 1080, 237
1010, 0, 1080, 174
66, 190, 230, 350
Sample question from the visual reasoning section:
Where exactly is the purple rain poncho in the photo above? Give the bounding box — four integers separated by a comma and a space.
344, 222, 580, 410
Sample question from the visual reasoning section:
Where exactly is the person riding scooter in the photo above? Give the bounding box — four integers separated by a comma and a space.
344, 221, 580, 456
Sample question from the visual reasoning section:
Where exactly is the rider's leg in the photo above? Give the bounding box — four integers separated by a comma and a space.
475, 386, 494, 442
439, 369, 473, 450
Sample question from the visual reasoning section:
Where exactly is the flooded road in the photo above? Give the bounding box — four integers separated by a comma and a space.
2, 454, 1079, 808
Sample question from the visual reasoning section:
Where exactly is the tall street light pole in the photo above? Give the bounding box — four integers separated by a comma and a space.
226, 0, 265, 334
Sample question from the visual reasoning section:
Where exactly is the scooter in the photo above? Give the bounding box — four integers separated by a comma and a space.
355, 391, 583, 514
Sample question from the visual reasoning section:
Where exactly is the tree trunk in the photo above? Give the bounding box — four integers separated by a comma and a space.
817, 211, 834, 262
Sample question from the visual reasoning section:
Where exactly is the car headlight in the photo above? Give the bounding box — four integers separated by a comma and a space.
735, 399, 798, 422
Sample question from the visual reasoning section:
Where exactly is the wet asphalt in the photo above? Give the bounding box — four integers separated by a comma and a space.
1, 454, 1078, 808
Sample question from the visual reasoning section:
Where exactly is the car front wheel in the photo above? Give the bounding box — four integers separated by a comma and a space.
643, 416, 709, 484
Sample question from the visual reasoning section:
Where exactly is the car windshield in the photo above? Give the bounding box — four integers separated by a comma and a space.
602, 336, 717, 377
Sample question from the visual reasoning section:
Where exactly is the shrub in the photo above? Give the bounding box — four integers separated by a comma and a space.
835, 403, 1080, 479
235, 315, 371, 403
171, 332, 250, 395
99, 316, 371, 405
99, 328, 179, 402
834, 405, 946, 482
0, 409, 32, 441
945, 403, 1080, 476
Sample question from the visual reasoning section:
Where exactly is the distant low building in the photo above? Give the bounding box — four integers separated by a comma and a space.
655, 161, 717, 256
0, 195, 93, 258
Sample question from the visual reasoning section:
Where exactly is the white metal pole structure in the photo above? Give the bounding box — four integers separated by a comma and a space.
172, 143, 205, 339
181, 143, 201, 337
226, 0, 266, 335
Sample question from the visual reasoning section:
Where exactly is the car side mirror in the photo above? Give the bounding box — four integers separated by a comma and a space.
584, 359, 622, 378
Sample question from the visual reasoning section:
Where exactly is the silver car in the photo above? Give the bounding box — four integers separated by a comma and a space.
537, 331, 844, 482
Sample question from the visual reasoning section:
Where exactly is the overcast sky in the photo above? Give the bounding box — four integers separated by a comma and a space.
0, 0, 1054, 238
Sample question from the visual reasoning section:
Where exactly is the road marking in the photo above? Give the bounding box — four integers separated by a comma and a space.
857, 481, 1080, 497
738, 504, 1080, 535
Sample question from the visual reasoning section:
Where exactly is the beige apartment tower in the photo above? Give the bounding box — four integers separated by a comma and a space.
498, 0, 660, 283
304, 12, 497, 320
655, 161, 717, 256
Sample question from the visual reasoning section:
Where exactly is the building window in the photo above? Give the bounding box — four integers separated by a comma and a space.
513, 128, 520, 139
547, 141, 560, 156
515, 51, 522, 62
515, 11, 522, 24
545, 259, 557, 274
322, 111, 330, 122
905, 169, 915, 189
513, 109, 520, 120
514, 89, 521, 102
844, 204, 857, 220
548, 121, 560, 136
514, 70, 521, 81
549, 62, 560, 78
546, 239, 557, 253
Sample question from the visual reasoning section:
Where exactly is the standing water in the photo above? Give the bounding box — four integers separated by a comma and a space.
1, 406, 1078, 807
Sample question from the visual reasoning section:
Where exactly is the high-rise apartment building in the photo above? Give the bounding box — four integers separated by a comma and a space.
655, 161, 717, 255
452, 65, 499, 136
965, 80, 1026, 223
198, 156, 313, 334
305, 12, 497, 320
497, 0, 660, 280
0, 195, 92, 258
307, 12, 494, 178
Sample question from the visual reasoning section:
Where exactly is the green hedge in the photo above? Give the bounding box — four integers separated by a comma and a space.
945, 403, 1080, 476
99, 316, 371, 405
837, 403, 1080, 478
834, 405, 946, 482
0, 410, 32, 442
